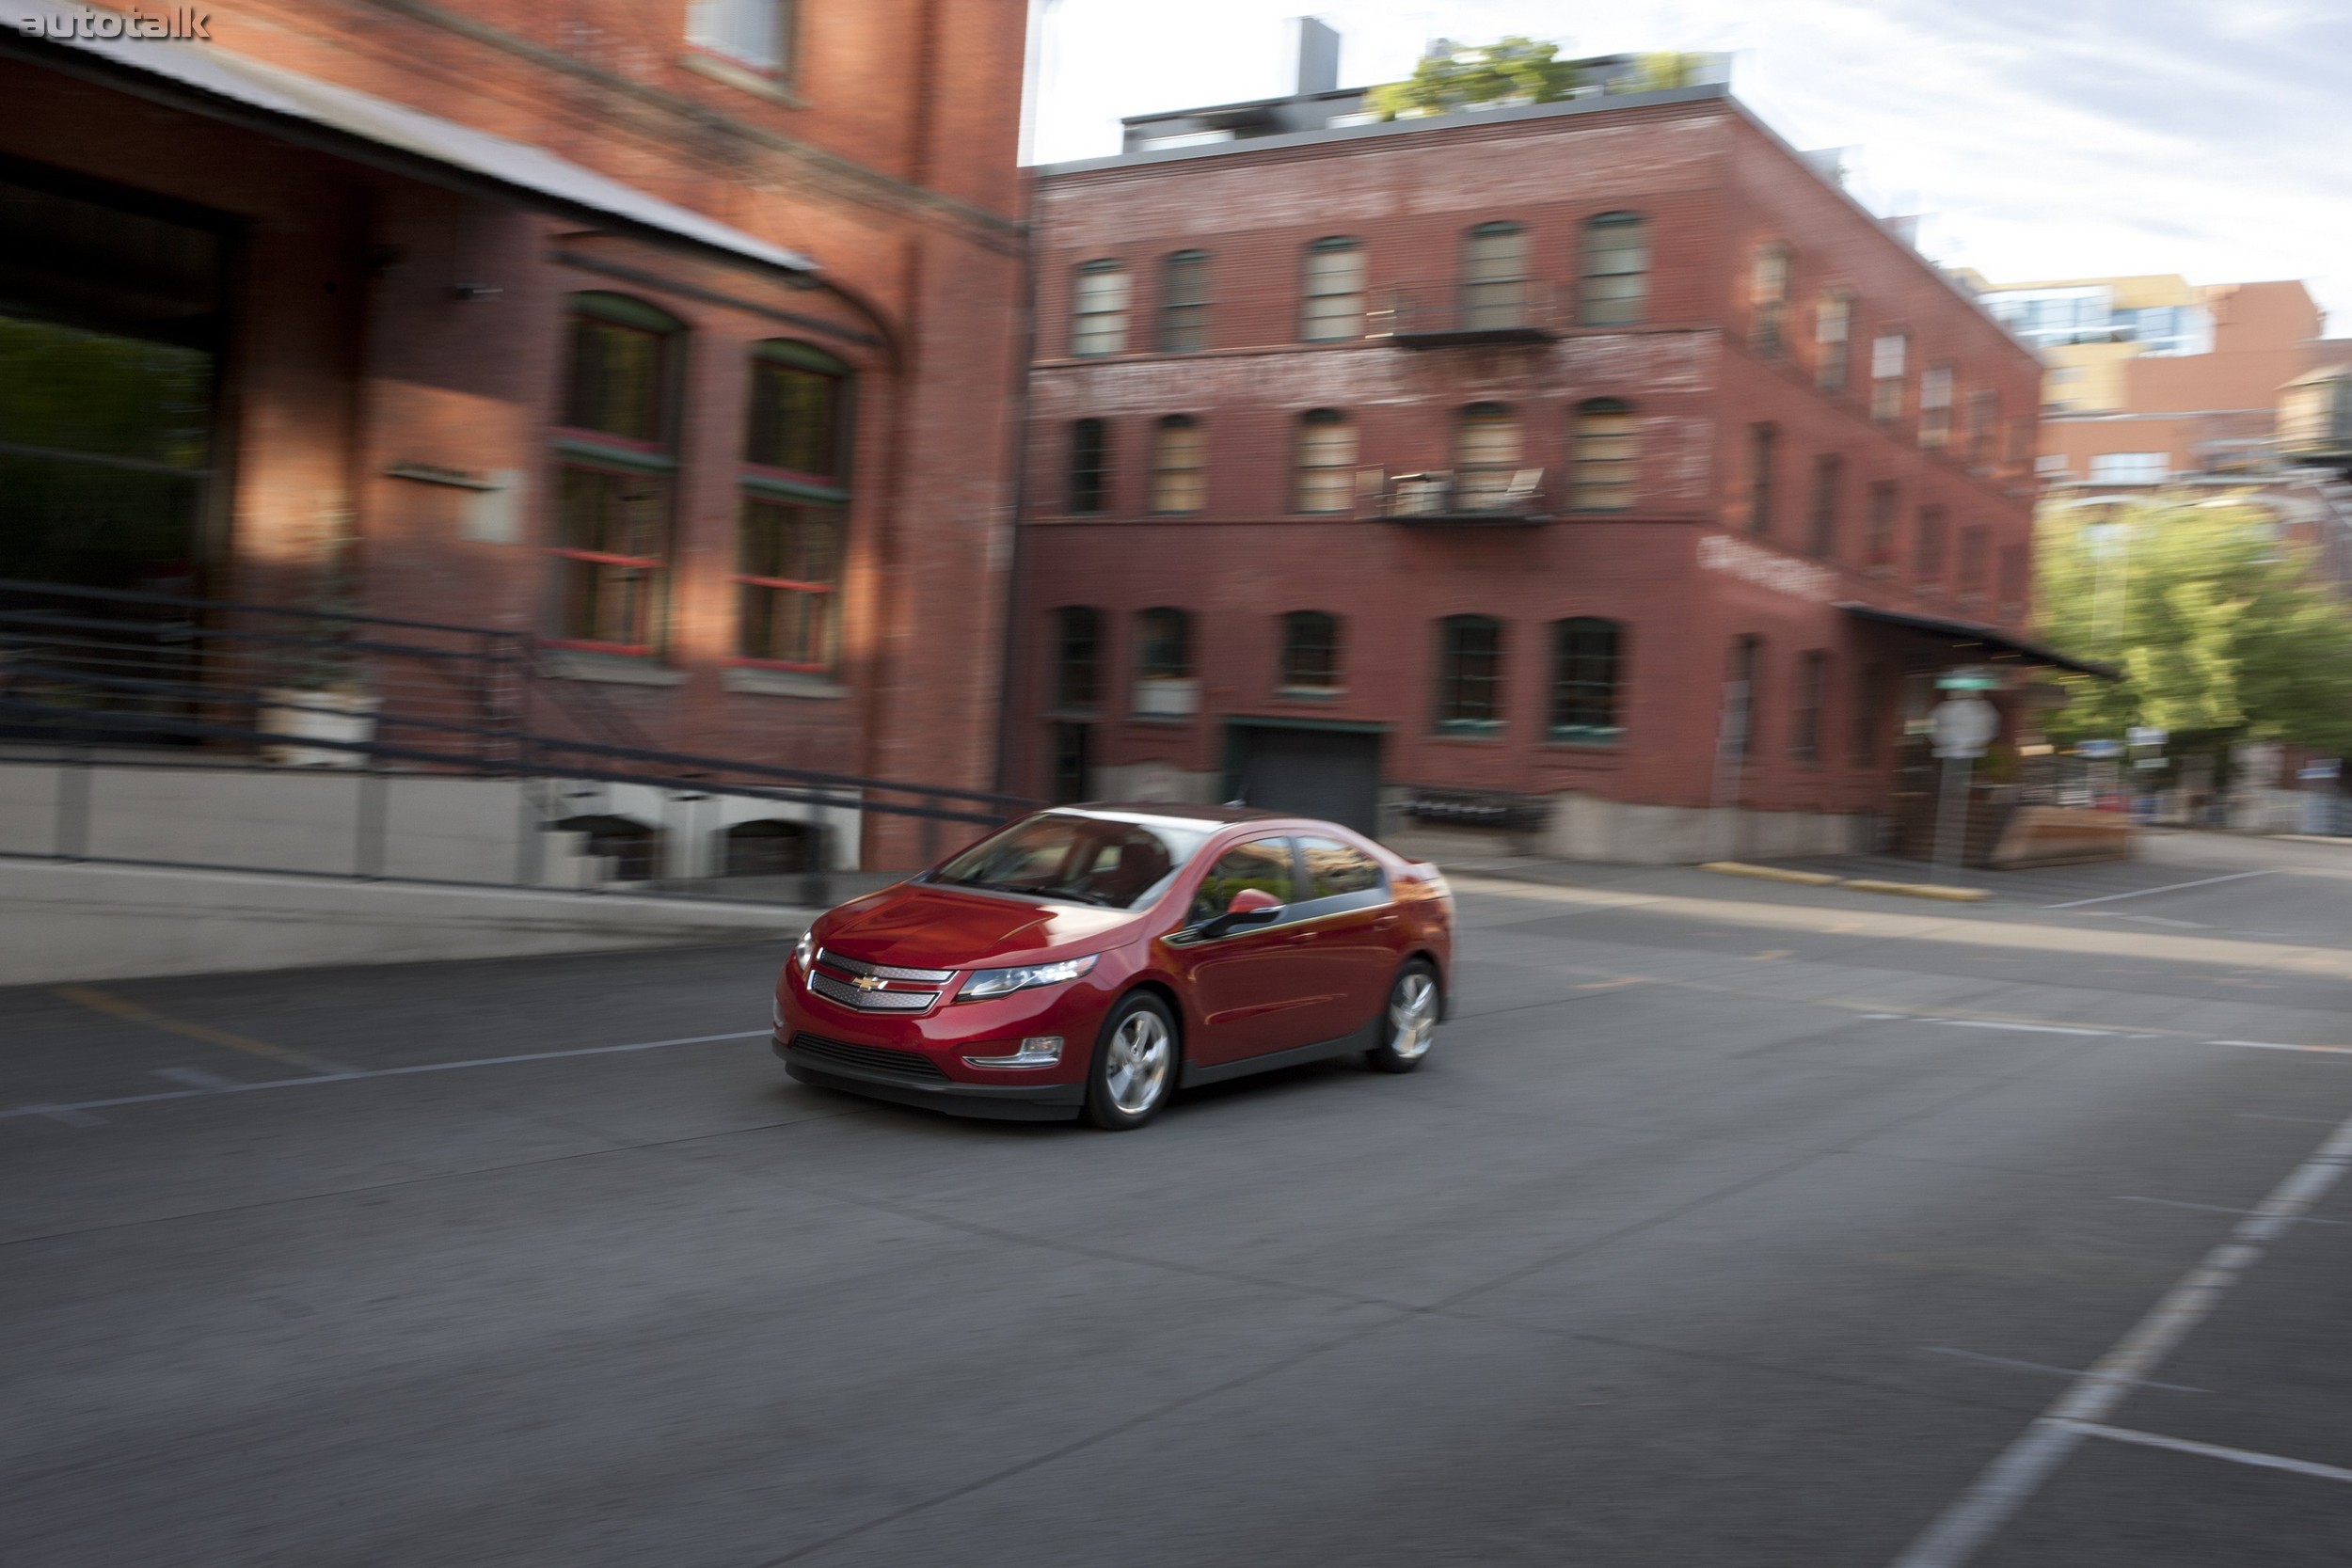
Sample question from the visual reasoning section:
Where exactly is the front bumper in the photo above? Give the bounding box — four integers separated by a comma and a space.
773, 1032, 1086, 1121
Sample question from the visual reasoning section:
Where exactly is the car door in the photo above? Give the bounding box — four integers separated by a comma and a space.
1282, 834, 1401, 1044
1167, 835, 1323, 1067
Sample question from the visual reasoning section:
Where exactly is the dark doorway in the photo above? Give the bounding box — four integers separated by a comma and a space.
1230, 724, 1381, 835
553, 815, 661, 881
1049, 720, 1092, 804
724, 818, 817, 877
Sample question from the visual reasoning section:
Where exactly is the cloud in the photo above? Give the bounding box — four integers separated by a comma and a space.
1030, 0, 2352, 328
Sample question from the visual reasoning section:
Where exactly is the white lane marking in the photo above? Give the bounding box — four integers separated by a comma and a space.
2067, 1422, 2352, 1485
2042, 869, 2274, 910
153, 1067, 239, 1090
1933, 1019, 2116, 1038
2114, 1195, 2347, 1226
1888, 1104, 2352, 1568
2237, 1112, 2344, 1126
0, 1029, 772, 1122
2122, 914, 2211, 929
2214, 1039, 2352, 1055
26, 1104, 106, 1128
1923, 1346, 2202, 1394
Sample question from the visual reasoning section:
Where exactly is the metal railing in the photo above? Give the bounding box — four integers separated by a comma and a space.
1368, 282, 1567, 342
0, 579, 1035, 903
1367, 467, 1549, 523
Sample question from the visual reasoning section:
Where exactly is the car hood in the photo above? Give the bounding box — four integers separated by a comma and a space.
815, 882, 1145, 970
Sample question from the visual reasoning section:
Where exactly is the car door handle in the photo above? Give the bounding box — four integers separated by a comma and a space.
1283, 931, 1318, 945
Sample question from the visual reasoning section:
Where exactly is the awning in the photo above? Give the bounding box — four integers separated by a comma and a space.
6, 2, 816, 277
1836, 602, 2122, 680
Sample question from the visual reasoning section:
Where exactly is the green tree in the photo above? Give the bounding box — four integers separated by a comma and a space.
2036, 499, 2352, 757
1366, 38, 1577, 119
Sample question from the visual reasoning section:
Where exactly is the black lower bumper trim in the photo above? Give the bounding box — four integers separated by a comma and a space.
774, 1036, 1085, 1121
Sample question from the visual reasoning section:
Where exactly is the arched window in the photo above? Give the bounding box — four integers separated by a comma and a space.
1570, 399, 1635, 512
1073, 259, 1129, 356
1580, 213, 1647, 326
1301, 236, 1366, 341
1462, 222, 1529, 331
1549, 618, 1624, 741
1751, 242, 1790, 353
737, 340, 850, 672
1149, 415, 1204, 514
1069, 418, 1109, 513
1134, 607, 1196, 718
1455, 402, 1521, 510
1294, 409, 1356, 513
1279, 610, 1342, 691
1159, 250, 1211, 352
1435, 614, 1504, 733
553, 292, 682, 654
1052, 605, 1101, 708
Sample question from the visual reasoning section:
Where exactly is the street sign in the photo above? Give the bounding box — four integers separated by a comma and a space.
2077, 738, 2122, 760
1936, 667, 1999, 691
2127, 725, 2169, 748
1931, 695, 1999, 760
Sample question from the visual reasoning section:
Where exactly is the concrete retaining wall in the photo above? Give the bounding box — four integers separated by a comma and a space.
0, 860, 809, 988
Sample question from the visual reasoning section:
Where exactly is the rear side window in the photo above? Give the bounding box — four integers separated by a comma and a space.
1189, 837, 1295, 923
1298, 836, 1385, 899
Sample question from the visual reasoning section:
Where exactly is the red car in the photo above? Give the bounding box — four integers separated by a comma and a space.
772, 804, 1454, 1129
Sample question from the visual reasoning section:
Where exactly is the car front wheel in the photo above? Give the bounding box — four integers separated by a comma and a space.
1365, 958, 1440, 1074
1085, 991, 1178, 1130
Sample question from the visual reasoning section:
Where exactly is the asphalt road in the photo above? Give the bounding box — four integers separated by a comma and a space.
7, 832, 2352, 1565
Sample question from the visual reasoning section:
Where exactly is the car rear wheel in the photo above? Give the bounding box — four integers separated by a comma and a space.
1085, 991, 1178, 1130
1365, 959, 1439, 1074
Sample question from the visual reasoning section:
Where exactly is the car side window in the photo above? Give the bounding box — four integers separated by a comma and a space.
1188, 837, 1295, 925
1298, 836, 1385, 899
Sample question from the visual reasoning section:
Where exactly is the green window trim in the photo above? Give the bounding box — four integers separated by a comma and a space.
754, 339, 849, 374
740, 468, 849, 503
572, 291, 685, 333
554, 436, 678, 474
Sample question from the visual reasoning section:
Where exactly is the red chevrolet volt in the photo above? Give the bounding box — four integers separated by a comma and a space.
772, 804, 1454, 1129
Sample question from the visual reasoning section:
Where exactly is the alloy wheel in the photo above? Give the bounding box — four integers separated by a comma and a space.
1104, 1007, 1172, 1114
1387, 971, 1438, 1061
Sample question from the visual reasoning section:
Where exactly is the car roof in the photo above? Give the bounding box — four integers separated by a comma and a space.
1058, 801, 1292, 825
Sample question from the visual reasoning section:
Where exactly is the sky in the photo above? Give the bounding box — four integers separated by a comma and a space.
1024, 0, 2352, 331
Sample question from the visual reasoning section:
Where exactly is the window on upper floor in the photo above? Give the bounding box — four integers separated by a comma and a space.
1851, 660, 1885, 768
1149, 415, 1205, 514
1816, 291, 1853, 392
1134, 607, 1196, 717
1871, 332, 1908, 423
687, 0, 793, 76
1435, 614, 1505, 734
736, 341, 851, 672
552, 292, 681, 656
1068, 418, 1109, 514
1462, 222, 1529, 331
1751, 243, 1790, 355
1959, 526, 1990, 598
1159, 250, 1211, 353
1580, 213, 1647, 326
1279, 610, 1343, 692
2089, 451, 2167, 483
1865, 482, 1899, 569
1790, 651, 1827, 764
1455, 402, 1522, 509
1966, 388, 1998, 468
1916, 505, 1947, 585
1807, 454, 1842, 560
1052, 606, 1101, 709
1073, 261, 1129, 356
1294, 409, 1356, 514
1301, 237, 1366, 341
1920, 363, 1955, 451
1549, 617, 1623, 742
1747, 423, 1777, 537
1571, 399, 1635, 513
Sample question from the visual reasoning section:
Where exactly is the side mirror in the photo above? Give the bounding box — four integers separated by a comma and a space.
1200, 886, 1283, 940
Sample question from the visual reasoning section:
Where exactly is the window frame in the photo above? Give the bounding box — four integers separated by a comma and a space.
1133, 606, 1196, 719
1864, 481, 1899, 570
1548, 616, 1625, 743
548, 292, 685, 657
1579, 212, 1648, 326
1148, 415, 1206, 515
1915, 504, 1948, 586
1750, 242, 1790, 354
732, 495, 844, 673
685, 0, 794, 78
1435, 613, 1506, 736
1815, 290, 1853, 392
1072, 259, 1130, 357
734, 340, 852, 673
1806, 453, 1842, 560
1158, 249, 1212, 354
1462, 221, 1531, 331
1919, 362, 1955, 451
1870, 330, 1909, 423
1570, 398, 1636, 514
1068, 417, 1110, 515
1052, 605, 1102, 710
1300, 236, 1367, 342
1455, 401, 1522, 510
1292, 409, 1356, 515
1791, 649, 1826, 765
1747, 423, 1778, 537
1278, 610, 1343, 693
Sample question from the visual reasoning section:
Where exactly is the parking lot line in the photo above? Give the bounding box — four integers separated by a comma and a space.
0, 1029, 771, 1123
2042, 870, 2274, 910
52, 985, 353, 1074
2066, 1422, 2352, 1485
1889, 1103, 2352, 1568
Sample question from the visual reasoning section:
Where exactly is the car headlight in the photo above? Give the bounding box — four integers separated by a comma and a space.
958, 954, 1098, 1001
791, 927, 818, 974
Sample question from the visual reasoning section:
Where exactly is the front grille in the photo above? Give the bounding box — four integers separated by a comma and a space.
818, 950, 956, 984
787, 1032, 948, 1081
810, 971, 943, 1012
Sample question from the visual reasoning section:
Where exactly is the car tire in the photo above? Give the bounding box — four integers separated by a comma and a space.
1084, 990, 1180, 1130
1364, 958, 1440, 1074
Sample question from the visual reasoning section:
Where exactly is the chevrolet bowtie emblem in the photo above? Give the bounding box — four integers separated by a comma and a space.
851, 974, 884, 992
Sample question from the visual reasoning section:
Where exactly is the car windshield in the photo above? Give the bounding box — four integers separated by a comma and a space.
930, 813, 1214, 909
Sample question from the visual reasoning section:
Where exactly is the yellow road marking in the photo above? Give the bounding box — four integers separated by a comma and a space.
53, 986, 350, 1075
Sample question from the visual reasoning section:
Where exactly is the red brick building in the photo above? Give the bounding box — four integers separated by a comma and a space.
1006, 40, 2066, 861
0, 0, 1026, 865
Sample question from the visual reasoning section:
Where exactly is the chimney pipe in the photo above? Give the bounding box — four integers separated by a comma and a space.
1293, 16, 1340, 95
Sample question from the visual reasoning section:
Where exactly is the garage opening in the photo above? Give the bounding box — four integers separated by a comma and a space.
723, 817, 818, 877
1229, 723, 1382, 835
552, 815, 661, 881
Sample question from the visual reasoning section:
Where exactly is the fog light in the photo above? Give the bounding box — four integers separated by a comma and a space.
962, 1036, 1063, 1069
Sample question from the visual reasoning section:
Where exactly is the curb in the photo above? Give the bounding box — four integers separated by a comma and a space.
1838, 878, 1991, 902
1698, 862, 1842, 887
